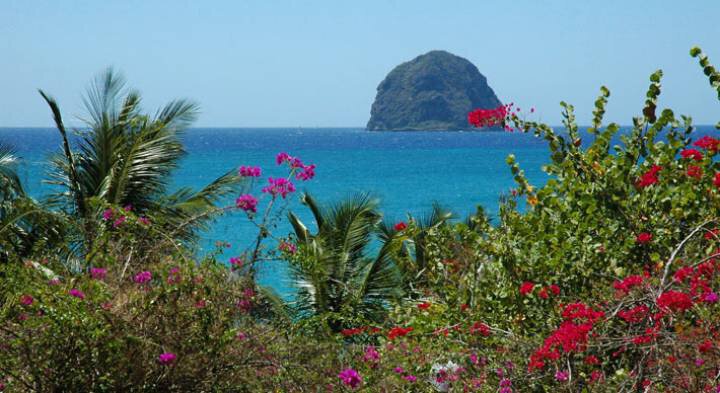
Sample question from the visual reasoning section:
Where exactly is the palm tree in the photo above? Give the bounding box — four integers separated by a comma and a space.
39, 69, 244, 252
382, 202, 453, 294
287, 193, 403, 332
0, 143, 68, 263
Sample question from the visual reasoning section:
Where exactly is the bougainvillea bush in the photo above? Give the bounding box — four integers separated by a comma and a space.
1, 47, 720, 392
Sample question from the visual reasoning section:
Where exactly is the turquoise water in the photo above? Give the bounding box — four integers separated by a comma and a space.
3, 126, 714, 294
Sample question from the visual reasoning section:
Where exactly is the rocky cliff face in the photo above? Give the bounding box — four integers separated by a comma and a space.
367, 50, 501, 131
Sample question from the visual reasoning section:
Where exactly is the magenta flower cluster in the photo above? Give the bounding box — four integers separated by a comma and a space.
236, 194, 258, 213
262, 177, 296, 199
278, 241, 297, 254
134, 271, 152, 284
90, 267, 107, 280
158, 352, 176, 365
69, 288, 85, 300
19, 294, 34, 306
229, 256, 244, 271
338, 368, 362, 389
238, 165, 261, 177
276, 152, 316, 181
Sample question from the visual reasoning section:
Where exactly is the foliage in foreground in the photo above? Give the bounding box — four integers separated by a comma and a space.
1, 47, 720, 392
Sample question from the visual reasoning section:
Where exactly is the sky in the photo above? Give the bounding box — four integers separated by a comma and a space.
1, 0, 719, 127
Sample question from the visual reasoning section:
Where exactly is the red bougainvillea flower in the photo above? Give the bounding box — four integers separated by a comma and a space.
613, 275, 644, 294
341, 327, 365, 337
549, 284, 561, 296
704, 228, 719, 240
687, 165, 703, 179
636, 232, 653, 244
538, 287, 549, 299
394, 222, 408, 231
714, 172, 720, 188
617, 304, 650, 323
636, 165, 662, 188
693, 135, 720, 152
387, 326, 413, 340
528, 303, 604, 371
656, 290, 693, 312
417, 302, 431, 310
520, 281, 535, 296
158, 352, 176, 365
699, 340, 714, 353
469, 321, 491, 336
584, 355, 600, 365
680, 148, 703, 161
468, 104, 511, 129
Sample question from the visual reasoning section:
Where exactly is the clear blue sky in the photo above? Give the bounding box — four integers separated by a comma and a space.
1, 0, 719, 127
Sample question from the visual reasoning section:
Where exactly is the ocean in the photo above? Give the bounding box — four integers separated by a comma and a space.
1, 126, 714, 295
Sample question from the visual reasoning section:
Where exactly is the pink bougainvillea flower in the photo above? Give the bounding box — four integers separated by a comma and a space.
235, 194, 258, 213
134, 271, 152, 284
158, 352, 176, 365
262, 177, 296, 198
238, 165, 261, 177
69, 288, 85, 299
102, 208, 113, 221
704, 291, 719, 304
138, 216, 151, 226
296, 164, 316, 181
555, 370, 569, 382
112, 216, 126, 228
229, 256, 244, 271
276, 152, 292, 165
19, 294, 34, 306
338, 368, 362, 389
404, 375, 417, 382
363, 346, 380, 363
278, 241, 297, 254
90, 267, 107, 280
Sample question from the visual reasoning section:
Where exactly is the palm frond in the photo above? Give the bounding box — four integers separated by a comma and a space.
0, 143, 23, 199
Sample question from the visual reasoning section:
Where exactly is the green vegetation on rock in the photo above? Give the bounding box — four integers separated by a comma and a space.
367, 50, 501, 131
